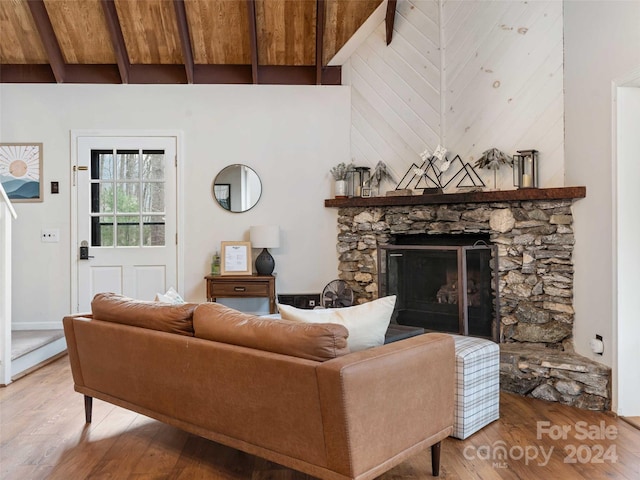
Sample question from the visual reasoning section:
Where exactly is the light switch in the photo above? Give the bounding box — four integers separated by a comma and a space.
41, 229, 60, 243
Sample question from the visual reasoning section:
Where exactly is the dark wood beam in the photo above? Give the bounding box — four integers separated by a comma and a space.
100, 0, 130, 84
173, 0, 194, 84
194, 65, 341, 85
194, 65, 253, 84
246, 0, 259, 84
0, 64, 56, 83
63, 65, 122, 83
321, 65, 341, 85
315, 0, 325, 85
385, 0, 397, 45
128, 65, 187, 84
26, 0, 65, 83
0, 64, 340, 85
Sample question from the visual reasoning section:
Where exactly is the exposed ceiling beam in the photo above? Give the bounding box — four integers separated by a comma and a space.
3, 0, 346, 86
315, 0, 325, 85
246, 0, 259, 84
173, 0, 194, 84
100, 0, 130, 84
26, 0, 65, 83
385, 0, 397, 45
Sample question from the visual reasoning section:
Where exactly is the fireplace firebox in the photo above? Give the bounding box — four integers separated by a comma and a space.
379, 238, 499, 341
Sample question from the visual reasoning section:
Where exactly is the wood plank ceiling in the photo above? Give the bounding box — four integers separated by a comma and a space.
0, 0, 389, 85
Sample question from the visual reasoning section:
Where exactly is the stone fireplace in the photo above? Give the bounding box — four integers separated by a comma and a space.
326, 187, 611, 410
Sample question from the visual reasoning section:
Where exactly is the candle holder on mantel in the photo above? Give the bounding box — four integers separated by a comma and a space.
513, 149, 538, 189
352, 166, 371, 198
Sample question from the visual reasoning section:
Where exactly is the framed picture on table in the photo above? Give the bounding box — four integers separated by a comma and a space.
220, 241, 252, 275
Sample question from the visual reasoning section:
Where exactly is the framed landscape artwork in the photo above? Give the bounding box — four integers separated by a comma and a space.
0, 143, 43, 202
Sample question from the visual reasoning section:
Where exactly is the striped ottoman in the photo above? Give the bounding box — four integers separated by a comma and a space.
450, 335, 500, 439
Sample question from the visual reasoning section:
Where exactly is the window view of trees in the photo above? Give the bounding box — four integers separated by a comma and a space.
91, 149, 165, 247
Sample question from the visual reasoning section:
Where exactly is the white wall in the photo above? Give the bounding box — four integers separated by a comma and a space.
616, 86, 640, 415
343, 0, 564, 192
0, 84, 351, 324
564, 1, 640, 370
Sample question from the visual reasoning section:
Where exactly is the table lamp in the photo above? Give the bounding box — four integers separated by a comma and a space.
250, 225, 280, 275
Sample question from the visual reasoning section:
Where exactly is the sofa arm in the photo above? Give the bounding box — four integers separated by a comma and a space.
63, 314, 93, 389
315, 333, 455, 479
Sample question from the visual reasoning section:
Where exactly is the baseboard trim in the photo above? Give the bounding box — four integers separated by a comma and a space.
12, 322, 63, 330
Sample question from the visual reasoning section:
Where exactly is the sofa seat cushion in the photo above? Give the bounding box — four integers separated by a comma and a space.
194, 302, 349, 362
278, 295, 396, 352
91, 292, 197, 336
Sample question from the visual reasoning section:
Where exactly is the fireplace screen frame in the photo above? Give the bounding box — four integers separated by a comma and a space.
378, 243, 500, 342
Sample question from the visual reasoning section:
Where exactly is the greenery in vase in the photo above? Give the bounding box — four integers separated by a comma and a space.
330, 162, 352, 181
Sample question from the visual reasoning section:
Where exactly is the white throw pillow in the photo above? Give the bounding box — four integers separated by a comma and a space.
278, 295, 396, 352
154, 286, 185, 305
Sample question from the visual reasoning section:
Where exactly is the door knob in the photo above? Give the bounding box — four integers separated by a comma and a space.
79, 245, 94, 260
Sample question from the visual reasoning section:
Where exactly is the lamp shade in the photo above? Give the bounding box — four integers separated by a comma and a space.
250, 225, 280, 249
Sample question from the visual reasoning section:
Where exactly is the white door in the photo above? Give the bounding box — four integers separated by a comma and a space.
75, 136, 177, 312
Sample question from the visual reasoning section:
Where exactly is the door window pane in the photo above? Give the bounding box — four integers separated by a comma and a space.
143, 150, 164, 181
116, 150, 140, 180
91, 216, 114, 247
143, 215, 165, 246
116, 216, 140, 246
116, 183, 140, 213
142, 182, 164, 212
96, 184, 114, 213
92, 150, 113, 180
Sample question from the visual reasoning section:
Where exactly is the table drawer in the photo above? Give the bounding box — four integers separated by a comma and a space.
210, 282, 269, 297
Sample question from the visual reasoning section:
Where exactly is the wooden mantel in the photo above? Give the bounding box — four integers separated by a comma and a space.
324, 186, 586, 208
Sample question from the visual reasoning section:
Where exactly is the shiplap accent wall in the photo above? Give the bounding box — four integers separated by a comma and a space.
343, 0, 441, 189
343, 0, 564, 191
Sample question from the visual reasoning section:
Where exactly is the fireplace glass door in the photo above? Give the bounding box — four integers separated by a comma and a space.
379, 244, 498, 341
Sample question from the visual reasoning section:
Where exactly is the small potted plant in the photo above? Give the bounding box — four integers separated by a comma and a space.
330, 162, 351, 198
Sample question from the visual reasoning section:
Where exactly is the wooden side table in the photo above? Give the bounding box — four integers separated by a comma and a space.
204, 274, 277, 314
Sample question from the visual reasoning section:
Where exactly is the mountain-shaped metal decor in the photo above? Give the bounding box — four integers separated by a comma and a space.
439, 155, 486, 189
395, 157, 443, 191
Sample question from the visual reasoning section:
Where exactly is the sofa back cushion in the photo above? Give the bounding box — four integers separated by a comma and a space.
193, 302, 349, 362
91, 292, 197, 336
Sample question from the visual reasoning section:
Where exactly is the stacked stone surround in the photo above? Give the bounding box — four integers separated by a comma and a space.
335, 198, 611, 410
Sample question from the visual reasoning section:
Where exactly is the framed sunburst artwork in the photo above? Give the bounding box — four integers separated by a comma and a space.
0, 143, 43, 202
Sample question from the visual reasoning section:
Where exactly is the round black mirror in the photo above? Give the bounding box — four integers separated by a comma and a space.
212, 164, 262, 213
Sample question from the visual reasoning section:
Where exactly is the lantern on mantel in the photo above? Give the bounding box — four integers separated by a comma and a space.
352, 166, 371, 197
513, 149, 538, 189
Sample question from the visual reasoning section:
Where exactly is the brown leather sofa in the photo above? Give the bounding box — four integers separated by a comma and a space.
63, 293, 455, 480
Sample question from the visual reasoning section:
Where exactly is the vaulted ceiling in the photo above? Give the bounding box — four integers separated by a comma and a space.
0, 0, 395, 85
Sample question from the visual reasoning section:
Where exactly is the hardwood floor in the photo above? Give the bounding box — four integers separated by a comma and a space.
623, 417, 640, 431
1, 356, 639, 480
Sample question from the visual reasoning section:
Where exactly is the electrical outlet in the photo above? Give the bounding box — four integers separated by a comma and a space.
589, 334, 604, 355
41, 228, 60, 243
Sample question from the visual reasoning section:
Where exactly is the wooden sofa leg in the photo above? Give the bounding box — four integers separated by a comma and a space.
431, 441, 441, 476
84, 395, 93, 423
